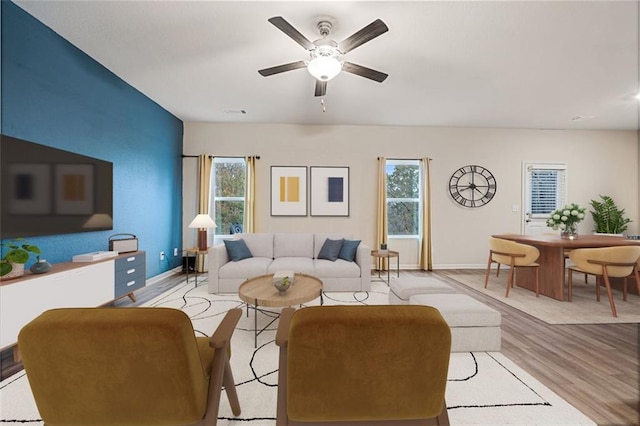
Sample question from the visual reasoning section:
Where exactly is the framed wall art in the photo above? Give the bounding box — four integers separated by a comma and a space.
310, 166, 349, 217
270, 166, 307, 216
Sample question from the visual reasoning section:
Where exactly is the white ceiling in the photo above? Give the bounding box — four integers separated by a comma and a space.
14, 0, 640, 130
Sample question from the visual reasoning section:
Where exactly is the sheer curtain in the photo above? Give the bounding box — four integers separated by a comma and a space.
376, 157, 388, 271
420, 157, 433, 270
244, 156, 257, 233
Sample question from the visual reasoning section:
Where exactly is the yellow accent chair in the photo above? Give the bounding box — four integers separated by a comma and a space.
484, 237, 540, 297
18, 307, 242, 425
567, 246, 640, 317
275, 305, 451, 425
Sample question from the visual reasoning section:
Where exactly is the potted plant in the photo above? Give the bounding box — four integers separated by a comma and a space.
589, 195, 632, 235
0, 238, 42, 279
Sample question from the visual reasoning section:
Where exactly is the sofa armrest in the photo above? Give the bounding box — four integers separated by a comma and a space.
355, 243, 372, 291
208, 244, 230, 293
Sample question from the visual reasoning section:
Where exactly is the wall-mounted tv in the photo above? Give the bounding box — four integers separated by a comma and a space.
1, 134, 113, 239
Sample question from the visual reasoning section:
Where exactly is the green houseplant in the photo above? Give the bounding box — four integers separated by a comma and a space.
0, 238, 42, 278
589, 195, 632, 234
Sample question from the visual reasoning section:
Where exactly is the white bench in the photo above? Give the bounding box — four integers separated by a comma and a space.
388, 277, 456, 304
410, 293, 501, 352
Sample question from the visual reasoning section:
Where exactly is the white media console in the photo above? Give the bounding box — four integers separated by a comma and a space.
0, 251, 146, 359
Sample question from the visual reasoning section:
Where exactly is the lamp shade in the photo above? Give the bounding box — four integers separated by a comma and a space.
188, 214, 216, 229
307, 57, 341, 81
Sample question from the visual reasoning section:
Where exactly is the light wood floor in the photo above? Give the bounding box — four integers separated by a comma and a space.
2, 269, 638, 426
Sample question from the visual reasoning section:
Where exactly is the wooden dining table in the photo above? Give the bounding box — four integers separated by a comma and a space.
492, 234, 640, 301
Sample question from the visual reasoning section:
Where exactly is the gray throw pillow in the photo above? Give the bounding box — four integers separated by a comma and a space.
338, 239, 361, 262
224, 239, 253, 262
318, 238, 344, 262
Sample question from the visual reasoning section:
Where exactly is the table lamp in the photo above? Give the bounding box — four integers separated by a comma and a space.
188, 214, 216, 251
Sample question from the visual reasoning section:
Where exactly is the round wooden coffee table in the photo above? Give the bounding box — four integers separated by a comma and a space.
239, 273, 323, 347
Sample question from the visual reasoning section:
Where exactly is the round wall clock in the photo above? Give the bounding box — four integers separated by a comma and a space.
448, 165, 497, 208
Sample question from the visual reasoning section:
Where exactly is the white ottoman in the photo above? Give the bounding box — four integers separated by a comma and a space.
388, 277, 456, 305
410, 293, 501, 352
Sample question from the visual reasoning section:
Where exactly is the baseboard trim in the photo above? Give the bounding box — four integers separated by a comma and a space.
147, 267, 182, 286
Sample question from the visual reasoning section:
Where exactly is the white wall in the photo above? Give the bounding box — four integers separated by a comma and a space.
183, 123, 638, 269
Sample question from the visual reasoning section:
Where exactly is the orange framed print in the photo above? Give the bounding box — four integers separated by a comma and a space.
270, 166, 307, 216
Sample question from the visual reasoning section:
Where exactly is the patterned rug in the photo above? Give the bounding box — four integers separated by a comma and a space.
0, 279, 595, 425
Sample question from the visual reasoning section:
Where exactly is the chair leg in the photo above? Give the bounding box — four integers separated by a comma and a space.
568, 268, 573, 301
534, 266, 539, 298
596, 276, 601, 301
496, 263, 501, 277
223, 357, 241, 416
484, 253, 493, 288
602, 267, 617, 317
623, 277, 628, 301
505, 260, 515, 297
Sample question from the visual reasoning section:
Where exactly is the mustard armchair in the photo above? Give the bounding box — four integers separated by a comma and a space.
275, 305, 451, 426
18, 307, 242, 426
485, 237, 540, 297
568, 246, 640, 317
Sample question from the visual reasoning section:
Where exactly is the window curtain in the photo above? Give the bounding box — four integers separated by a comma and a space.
244, 156, 256, 233
420, 157, 433, 270
376, 157, 388, 271
196, 154, 213, 272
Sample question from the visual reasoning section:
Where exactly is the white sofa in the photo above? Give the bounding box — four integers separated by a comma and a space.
208, 233, 371, 294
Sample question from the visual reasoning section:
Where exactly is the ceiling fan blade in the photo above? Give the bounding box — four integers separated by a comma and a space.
315, 80, 327, 97
338, 19, 388, 53
268, 16, 315, 50
342, 62, 388, 83
258, 61, 307, 77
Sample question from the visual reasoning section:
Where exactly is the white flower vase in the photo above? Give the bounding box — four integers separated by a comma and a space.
561, 223, 579, 239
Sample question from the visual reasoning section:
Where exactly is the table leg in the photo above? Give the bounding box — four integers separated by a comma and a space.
387, 254, 391, 284
254, 300, 258, 348
396, 254, 400, 277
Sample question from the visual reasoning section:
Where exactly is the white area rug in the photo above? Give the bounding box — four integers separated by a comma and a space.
0, 279, 595, 425
447, 273, 640, 324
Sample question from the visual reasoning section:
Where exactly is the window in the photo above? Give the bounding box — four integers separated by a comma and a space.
211, 157, 246, 236
527, 164, 566, 218
386, 159, 421, 237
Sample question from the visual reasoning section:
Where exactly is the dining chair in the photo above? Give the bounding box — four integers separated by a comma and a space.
485, 237, 540, 297
275, 305, 451, 425
567, 246, 640, 317
18, 307, 242, 425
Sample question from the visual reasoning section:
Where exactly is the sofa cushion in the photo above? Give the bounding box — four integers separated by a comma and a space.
313, 233, 353, 258
236, 233, 273, 258
338, 239, 361, 262
219, 257, 272, 279
274, 233, 314, 258
318, 238, 344, 261
314, 259, 361, 278
223, 239, 253, 262
269, 257, 315, 275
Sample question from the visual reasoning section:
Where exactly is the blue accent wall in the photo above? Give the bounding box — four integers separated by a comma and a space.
1, 1, 184, 278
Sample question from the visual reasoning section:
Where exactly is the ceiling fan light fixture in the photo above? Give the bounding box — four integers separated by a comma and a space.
307, 56, 342, 81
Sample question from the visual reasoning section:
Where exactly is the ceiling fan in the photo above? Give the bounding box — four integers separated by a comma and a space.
258, 16, 389, 97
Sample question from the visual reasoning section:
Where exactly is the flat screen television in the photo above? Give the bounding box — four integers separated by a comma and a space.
1, 134, 113, 239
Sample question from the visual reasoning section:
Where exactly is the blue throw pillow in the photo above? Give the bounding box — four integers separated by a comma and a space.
318, 238, 344, 262
338, 239, 361, 262
224, 239, 253, 262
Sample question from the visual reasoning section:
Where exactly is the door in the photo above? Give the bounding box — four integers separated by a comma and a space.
522, 162, 567, 235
